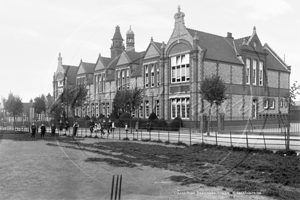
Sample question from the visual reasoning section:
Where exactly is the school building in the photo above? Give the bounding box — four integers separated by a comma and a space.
53, 6, 291, 124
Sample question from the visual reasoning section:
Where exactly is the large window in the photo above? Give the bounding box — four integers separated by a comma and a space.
170, 97, 190, 119
151, 64, 155, 87
171, 54, 190, 83
253, 60, 257, 85
139, 104, 143, 118
259, 61, 263, 86
156, 64, 160, 86
246, 58, 250, 84
156, 100, 159, 118
122, 71, 125, 90
145, 101, 149, 117
126, 70, 129, 89
106, 103, 110, 116
102, 73, 105, 92
96, 103, 99, 117
145, 65, 149, 88
117, 71, 121, 90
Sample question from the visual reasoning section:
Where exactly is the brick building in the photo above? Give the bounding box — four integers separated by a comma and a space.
53, 7, 290, 123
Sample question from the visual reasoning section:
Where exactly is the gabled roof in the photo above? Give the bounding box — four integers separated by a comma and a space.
154, 42, 162, 50
95, 54, 113, 71
62, 65, 79, 84
263, 44, 290, 73
186, 28, 243, 65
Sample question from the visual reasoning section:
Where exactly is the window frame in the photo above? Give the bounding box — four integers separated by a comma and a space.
259, 61, 264, 86
253, 59, 257, 85
170, 54, 190, 84
246, 58, 250, 84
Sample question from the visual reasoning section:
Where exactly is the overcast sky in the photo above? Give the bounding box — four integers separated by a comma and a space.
0, 0, 299, 102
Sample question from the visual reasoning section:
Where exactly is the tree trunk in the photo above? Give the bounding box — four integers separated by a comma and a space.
70, 106, 75, 125
13, 115, 16, 130
208, 103, 212, 136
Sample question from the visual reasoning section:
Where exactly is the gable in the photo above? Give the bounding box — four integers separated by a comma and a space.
77, 63, 86, 75
246, 33, 264, 53
144, 43, 160, 59
95, 58, 105, 71
117, 53, 130, 66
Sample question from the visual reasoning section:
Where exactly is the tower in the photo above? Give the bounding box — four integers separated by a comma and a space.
126, 25, 135, 52
110, 26, 124, 59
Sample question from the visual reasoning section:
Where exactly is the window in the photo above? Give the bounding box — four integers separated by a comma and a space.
171, 54, 190, 83
139, 105, 143, 118
253, 60, 257, 85
145, 65, 149, 88
156, 64, 160, 86
170, 97, 190, 119
270, 99, 275, 109
122, 71, 125, 90
126, 70, 129, 89
263, 99, 269, 109
156, 100, 159, 118
96, 103, 99, 117
106, 103, 110, 116
102, 103, 106, 115
117, 71, 121, 90
246, 58, 250, 84
145, 101, 149, 117
99, 74, 102, 93
280, 99, 283, 108
259, 61, 263, 86
151, 64, 154, 87
102, 73, 105, 92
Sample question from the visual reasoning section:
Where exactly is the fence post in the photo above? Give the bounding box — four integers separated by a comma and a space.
158, 130, 160, 141
178, 128, 180, 143
230, 131, 232, 147
245, 131, 249, 149
201, 130, 204, 144
168, 126, 170, 143
119, 127, 121, 140
215, 131, 218, 146
189, 127, 191, 146
261, 132, 266, 150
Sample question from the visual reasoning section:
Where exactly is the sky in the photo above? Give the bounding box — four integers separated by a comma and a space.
0, 0, 299, 103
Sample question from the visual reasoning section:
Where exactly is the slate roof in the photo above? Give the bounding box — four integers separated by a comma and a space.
126, 51, 144, 63
101, 57, 113, 66
82, 62, 96, 73
62, 65, 79, 84
263, 44, 290, 73
154, 42, 162, 50
112, 26, 123, 40
186, 28, 243, 65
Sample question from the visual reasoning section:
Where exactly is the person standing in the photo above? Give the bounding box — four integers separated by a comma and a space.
40, 124, 46, 138
73, 121, 79, 138
107, 119, 112, 135
51, 123, 56, 137
31, 122, 36, 139
59, 120, 63, 135
89, 119, 95, 136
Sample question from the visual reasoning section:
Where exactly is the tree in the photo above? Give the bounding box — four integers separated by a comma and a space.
113, 86, 143, 126
287, 81, 300, 106
200, 74, 227, 134
33, 95, 46, 114
3, 93, 23, 129
50, 84, 88, 121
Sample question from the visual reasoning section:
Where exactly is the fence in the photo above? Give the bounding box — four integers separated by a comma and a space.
1, 120, 299, 151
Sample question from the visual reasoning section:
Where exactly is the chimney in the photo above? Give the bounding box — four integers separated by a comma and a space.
226, 32, 233, 39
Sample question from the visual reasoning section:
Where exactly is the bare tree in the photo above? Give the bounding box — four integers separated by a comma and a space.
200, 74, 227, 134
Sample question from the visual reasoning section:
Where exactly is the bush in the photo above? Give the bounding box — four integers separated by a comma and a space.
170, 117, 183, 131
148, 113, 158, 121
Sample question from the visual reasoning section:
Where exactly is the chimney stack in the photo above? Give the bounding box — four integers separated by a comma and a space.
226, 32, 233, 39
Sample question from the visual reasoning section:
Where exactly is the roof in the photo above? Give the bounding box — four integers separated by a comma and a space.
101, 56, 113, 66
126, 51, 144, 63
62, 65, 79, 84
263, 44, 290, 73
82, 62, 96, 73
234, 36, 250, 55
112, 26, 123, 40
154, 42, 162, 50
186, 28, 243, 65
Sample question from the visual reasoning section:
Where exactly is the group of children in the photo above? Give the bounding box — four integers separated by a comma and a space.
89, 119, 115, 138
30, 119, 116, 139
